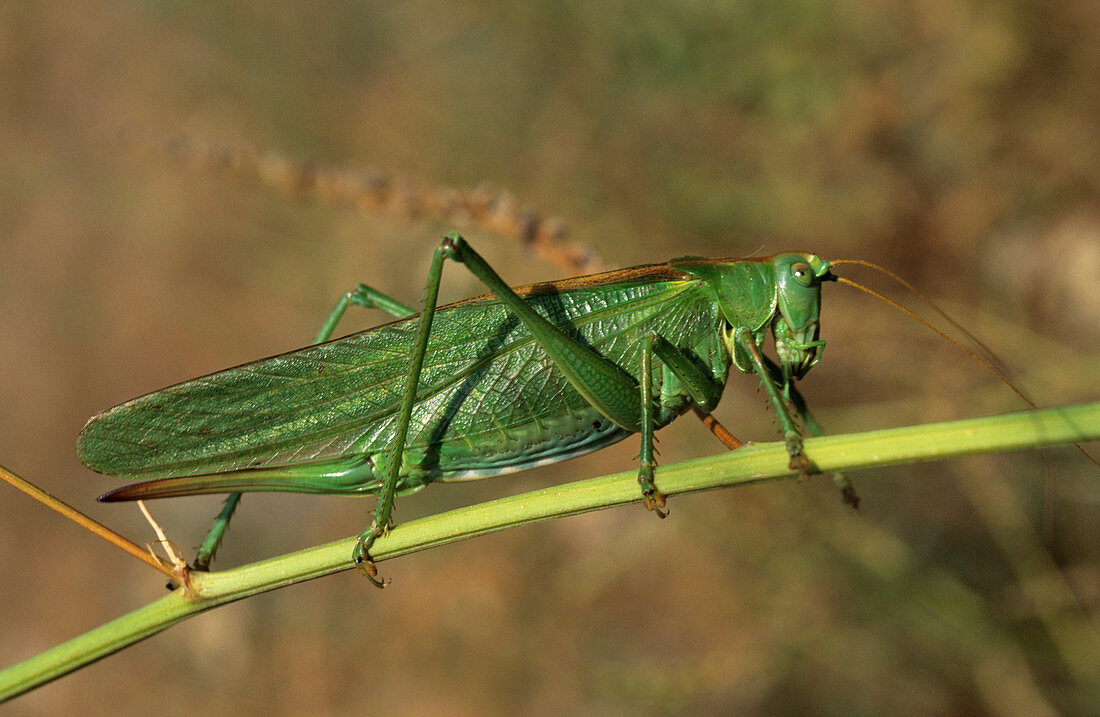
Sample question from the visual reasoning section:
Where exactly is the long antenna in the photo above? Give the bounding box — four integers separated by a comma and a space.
833, 275, 1034, 407
832, 259, 1010, 377
831, 260, 1099, 468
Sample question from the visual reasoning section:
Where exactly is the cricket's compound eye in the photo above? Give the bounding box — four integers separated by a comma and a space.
790, 262, 813, 287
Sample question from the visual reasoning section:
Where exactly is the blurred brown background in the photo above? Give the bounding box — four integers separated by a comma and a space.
2, 2, 1099, 715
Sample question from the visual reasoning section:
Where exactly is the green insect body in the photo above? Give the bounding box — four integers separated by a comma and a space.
79, 234, 834, 575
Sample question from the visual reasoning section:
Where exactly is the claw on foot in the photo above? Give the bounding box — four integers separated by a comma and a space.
788, 452, 811, 477
353, 531, 391, 589
642, 489, 669, 519
354, 553, 390, 589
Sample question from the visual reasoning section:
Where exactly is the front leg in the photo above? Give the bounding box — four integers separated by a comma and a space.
788, 382, 859, 509
733, 328, 810, 473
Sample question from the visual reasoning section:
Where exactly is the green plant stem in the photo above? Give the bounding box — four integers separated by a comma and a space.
2, 401, 1099, 702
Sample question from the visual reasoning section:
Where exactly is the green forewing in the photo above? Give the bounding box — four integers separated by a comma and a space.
78, 269, 731, 493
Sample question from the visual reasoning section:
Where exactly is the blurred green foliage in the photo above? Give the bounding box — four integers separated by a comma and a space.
1, 1, 1098, 714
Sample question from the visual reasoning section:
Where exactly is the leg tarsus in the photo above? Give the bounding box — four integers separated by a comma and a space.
642, 487, 668, 518
787, 383, 859, 508
638, 458, 668, 518
786, 431, 810, 475
788, 449, 811, 475
353, 524, 391, 589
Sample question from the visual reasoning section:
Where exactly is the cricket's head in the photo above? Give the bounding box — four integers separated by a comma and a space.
770, 252, 834, 379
